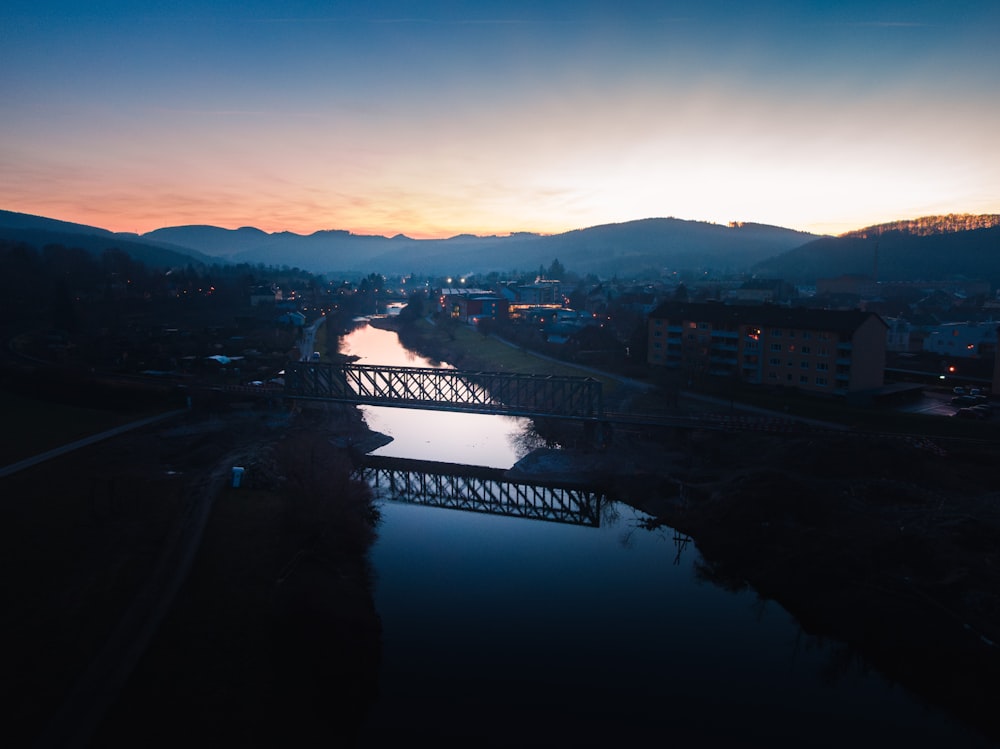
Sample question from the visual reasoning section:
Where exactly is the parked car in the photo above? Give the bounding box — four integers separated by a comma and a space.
954, 407, 986, 419
951, 395, 979, 406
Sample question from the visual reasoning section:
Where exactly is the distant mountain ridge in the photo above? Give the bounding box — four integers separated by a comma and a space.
3, 208, 999, 284
141, 217, 817, 277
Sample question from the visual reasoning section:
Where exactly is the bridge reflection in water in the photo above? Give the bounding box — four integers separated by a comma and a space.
354, 455, 608, 528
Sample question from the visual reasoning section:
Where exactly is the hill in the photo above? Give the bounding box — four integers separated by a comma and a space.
9, 208, 1000, 283
0, 210, 218, 269
841, 214, 1000, 239
142, 217, 818, 278
751, 219, 1000, 285
143, 225, 416, 272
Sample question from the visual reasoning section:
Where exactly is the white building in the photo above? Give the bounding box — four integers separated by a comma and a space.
922, 320, 997, 358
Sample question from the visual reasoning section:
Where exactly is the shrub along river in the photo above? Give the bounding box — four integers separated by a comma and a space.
341, 319, 995, 748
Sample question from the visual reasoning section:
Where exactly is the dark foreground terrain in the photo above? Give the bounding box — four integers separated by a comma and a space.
3, 394, 1000, 747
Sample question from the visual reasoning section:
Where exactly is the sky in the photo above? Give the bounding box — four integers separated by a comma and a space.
2, 1, 999, 239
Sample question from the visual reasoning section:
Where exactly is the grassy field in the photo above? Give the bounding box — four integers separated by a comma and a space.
385, 317, 639, 405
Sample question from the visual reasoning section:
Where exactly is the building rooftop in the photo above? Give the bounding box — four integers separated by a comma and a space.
649, 301, 886, 335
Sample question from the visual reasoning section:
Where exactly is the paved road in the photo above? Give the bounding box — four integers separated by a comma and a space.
896, 390, 968, 418
0, 409, 188, 479
297, 315, 326, 362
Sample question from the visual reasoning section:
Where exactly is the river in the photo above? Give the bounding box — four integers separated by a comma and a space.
340, 319, 995, 748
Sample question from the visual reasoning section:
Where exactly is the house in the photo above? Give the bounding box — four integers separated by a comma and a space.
647, 301, 888, 395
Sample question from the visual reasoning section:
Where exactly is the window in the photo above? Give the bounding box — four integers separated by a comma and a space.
770, 343, 782, 352
816, 362, 829, 371
816, 376, 828, 386
772, 329, 783, 336
801, 345, 811, 354
801, 361, 810, 369
768, 358, 780, 366
800, 375, 809, 384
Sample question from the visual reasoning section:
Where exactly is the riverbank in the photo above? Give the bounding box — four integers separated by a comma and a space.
1, 397, 384, 748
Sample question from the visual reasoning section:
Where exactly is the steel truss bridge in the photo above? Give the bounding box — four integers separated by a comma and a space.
284, 361, 604, 421
355, 455, 608, 528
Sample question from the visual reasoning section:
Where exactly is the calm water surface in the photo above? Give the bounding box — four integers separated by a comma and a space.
342, 320, 995, 748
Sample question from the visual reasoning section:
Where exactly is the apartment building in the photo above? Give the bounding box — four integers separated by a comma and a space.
647, 302, 887, 395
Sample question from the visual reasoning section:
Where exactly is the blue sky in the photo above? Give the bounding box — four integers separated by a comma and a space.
2, 1, 998, 237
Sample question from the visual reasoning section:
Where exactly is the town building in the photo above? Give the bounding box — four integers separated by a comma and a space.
438, 288, 507, 323
647, 301, 888, 395
921, 320, 997, 359
249, 283, 282, 306
499, 280, 564, 320
883, 316, 914, 352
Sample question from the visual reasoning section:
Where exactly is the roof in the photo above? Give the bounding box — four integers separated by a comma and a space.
648, 301, 886, 335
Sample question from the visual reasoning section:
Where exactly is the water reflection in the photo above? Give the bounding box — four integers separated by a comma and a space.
341, 321, 538, 468
356, 455, 607, 527
340, 319, 451, 369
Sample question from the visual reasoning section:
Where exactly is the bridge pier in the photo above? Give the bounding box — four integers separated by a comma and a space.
583, 420, 613, 450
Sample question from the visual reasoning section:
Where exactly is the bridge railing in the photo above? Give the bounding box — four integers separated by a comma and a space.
284, 362, 604, 420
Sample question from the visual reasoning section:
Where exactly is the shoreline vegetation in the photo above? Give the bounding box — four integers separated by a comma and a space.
2, 312, 999, 746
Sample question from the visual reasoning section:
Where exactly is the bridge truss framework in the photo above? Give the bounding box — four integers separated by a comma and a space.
284, 361, 604, 421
